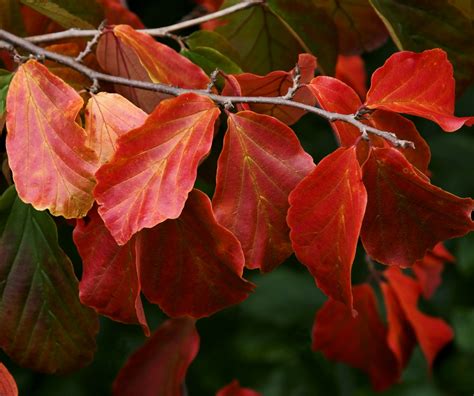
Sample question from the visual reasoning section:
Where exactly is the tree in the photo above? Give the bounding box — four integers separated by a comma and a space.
0, 0, 473, 394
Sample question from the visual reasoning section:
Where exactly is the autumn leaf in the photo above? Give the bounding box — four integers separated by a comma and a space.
0, 187, 98, 373
0, 69, 13, 131
221, 54, 317, 125
85, 92, 146, 165
361, 147, 473, 267
138, 189, 255, 318
382, 267, 454, 369
216, 379, 262, 396
0, 363, 17, 396
412, 243, 454, 299
312, 284, 399, 391
113, 317, 199, 396
369, 0, 474, 92
5, 59, 97, 218
288, 147, 367, 311
317, 0, 388, 54
213, 111, 314, 272
94, 93, 220, 245
96, 25, 210, 113
73, 207, 149, 335
97, 0, 144, 28
308, 76, 430, 172
365, 49, 474, 131
335, 55, 367, 99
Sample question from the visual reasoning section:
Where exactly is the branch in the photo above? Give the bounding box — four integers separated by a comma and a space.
0, 28, 414, 149
24, 0, 265, 44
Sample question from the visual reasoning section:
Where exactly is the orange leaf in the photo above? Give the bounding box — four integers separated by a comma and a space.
5, 60, 97, 218
0, 363, 18, 396
222, 54, 317, 125
73, 207, 149, 335
361, 147, 473, 267
365, 49, 474, 132
138, 189, 255, 318
113, 317, 199, 396
85, 92, 146, 165
94, 93, 220, 245
288, 147, 367, 311
312, 284, 399, 391
97, 25, 210, 113
383, 267, 454, 369
213, 111, 314, 272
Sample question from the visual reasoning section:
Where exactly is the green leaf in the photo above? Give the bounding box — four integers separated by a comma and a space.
0, 186, 98, 373
452, 307, 474, 353
20, 0, 104, 29
185, 30, 242, 65
369, 0, 474, 93
181, 47, 242, 83
457, 232, 474, 276
216, 0, 337, 75
0, 69, 13, 130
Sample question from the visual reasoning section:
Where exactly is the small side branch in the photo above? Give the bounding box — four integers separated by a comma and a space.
282, 64, 301, 100
0, 28, 414, 149
75, 21, 106, 63
24, 0, 266, 44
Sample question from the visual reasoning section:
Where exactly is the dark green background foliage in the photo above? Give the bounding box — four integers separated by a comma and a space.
1, 1, 474, 395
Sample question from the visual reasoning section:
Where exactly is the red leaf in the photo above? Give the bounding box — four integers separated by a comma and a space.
73, 207, 149, 335
383, 267, 454, 369
288, 147, 367, 311
85, 92, 146, 165
312, 284, 399, 391
335, 55, 367, 99
308, 76, 431, 172
0, 363, 18, 396
365, 49, 474, 132
94, 93, 220, 245
216, 379, 261, 396
98, 0, 145, 28
5, 60, 97, 218
381, 281, 416, 371
97, 25, 210, 113
413, 243, 455, 299
213, 111, 314, 272
308, 76, 362, 149
138, 189, 255, 318
222, 54, 317, 125
361, 147, 473, 267
113, 317, 199, 396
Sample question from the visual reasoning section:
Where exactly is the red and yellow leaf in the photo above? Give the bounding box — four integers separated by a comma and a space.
85, 92, 146, 165
97, 25, 210, 113
94, 93, 220, 245
361, 147, 473, 267
5, 60, 97, 218
98, 0, 144, 28
73, 207, 149, 335
383, 267, 454, 369
0, 363, 18, 396
312, 284, 399, 391
365, 49, 474, 132
412, 243, 455, 299
216, 379, 261, 396
213, 111, 314, 272
288, 147, 367, 311
113, 317, 199, 396
222, 54, 317, 125
138, 189, 255, 317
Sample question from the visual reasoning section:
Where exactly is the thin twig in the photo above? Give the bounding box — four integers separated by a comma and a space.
0, 28, 414, 149
75, 20, 107, 62
282, 63, 301, 100
24, 0, 265, 44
